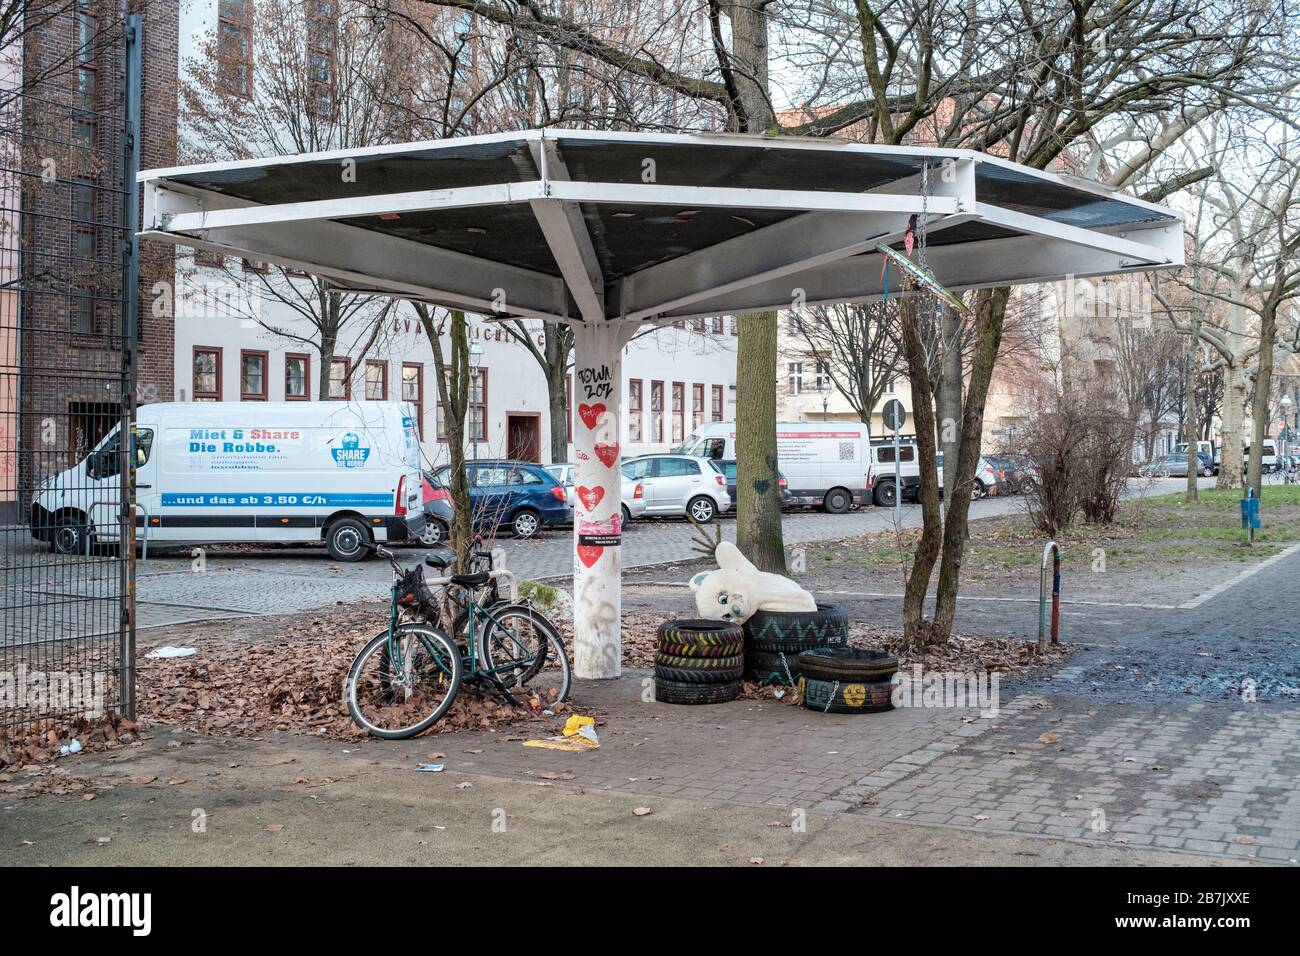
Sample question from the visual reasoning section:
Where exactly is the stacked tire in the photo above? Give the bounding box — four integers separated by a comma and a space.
797, 647, 899, 714
654, 619, 744, 704
742, 604, 849, 685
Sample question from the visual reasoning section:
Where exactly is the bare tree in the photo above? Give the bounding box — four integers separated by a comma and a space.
788, 302, 902, 432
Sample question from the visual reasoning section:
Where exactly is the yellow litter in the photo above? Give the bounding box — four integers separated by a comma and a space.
522, 715, 600, 751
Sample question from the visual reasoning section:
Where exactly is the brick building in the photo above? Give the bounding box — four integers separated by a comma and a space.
2, 0, 176, 521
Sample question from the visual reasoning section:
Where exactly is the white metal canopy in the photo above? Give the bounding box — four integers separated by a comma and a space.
140, 128, 1183, 325
138, 129, 1184, 680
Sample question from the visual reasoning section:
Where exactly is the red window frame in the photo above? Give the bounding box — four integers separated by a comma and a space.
692, 383, 704, 430
436, 367, 487, 442
628, 379, 643, 442
711, 384, 724, 422
401, 362, 423, 437
365, 359, 388, 400
328, 356, 352, 400
650, 380, 664, 444
671, 381, 685, 444
285, 352, 311, 400
239, 349, 268, 400
193, 346, 222, 401
712, 316, 724, 335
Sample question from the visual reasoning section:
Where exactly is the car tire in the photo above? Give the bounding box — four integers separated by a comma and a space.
511, 508, 541, 539
654, 663, 745, 684
799, 675, 894, 714
797, 647, 900, 683
654, 651, 745, 670
872, 481, 897, 508
654, 678, 741, 705
622, 504, 632, 524
971, 479, 986, 500
52, 514, 89, 556
822, 487, 852, 514
326, 517, 371, 562
417, 517, 448, 547
686, 495, 716, 524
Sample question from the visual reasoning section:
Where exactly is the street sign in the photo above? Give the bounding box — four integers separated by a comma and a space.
882, 399, 906, 433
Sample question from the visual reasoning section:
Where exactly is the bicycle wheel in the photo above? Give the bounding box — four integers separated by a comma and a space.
479, 605, 572, 707
346, 625, 463, 739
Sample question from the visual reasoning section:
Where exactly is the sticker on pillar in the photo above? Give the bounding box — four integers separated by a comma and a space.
578, 403, 606, 430
594, 443, 619, 468
577, 515, 621, 566
575, 485, 605, 511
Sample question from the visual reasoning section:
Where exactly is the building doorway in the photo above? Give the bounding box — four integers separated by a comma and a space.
506, 413, 541, 462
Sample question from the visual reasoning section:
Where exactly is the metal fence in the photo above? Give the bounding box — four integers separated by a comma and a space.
1, 11, 140, 731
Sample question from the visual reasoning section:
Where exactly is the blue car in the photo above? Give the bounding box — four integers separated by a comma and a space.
431, 460, 568, 538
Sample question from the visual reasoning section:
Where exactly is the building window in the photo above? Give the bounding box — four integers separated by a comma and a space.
365, 360, 387, 400
711, 385, 724, 422
628, 379, 643, 442
193, 347, 222, 401
72, 228, 95, 333
650, 380, 664, 443
672, 382, 685, 444
730, 317, 738, 336
692, 383, 704, 430
240, 350, 268, 400
436, 368, 487, 442
285, 353, 310, 400
401, 363, 423, 437
218, 0, 254, 96
241, 258, 269, 274
814, 361, 830, 392
194, 247, 224, 268
328, 357, 351, 400
306, 1, 337, 117
787, 362, 803, 394
883, 376, 895, 394
712, 316, 724, 335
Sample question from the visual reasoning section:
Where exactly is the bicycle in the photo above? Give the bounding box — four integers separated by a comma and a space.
344, 543, 571, 739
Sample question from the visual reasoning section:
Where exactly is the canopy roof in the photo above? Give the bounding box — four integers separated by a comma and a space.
140, 129, 1183, 324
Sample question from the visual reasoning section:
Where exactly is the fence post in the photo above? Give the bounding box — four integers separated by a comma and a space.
1038, 541, 1061, 651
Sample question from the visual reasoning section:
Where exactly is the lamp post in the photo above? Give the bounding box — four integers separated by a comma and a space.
1281, 394, 1293, 460
468, 341, 484, 460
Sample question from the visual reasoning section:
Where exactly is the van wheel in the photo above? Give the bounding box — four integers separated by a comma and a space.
822, 488, 852, 514
872, 481, 896, 508
326, 517, 371, 561
687, 496, 716, 524
417, 518, 448, 547
511, 508, 541, 539
52, 515, 89, 555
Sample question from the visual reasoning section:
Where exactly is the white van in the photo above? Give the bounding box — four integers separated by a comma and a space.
31, 401, 425, 561
678, 421, 869, 513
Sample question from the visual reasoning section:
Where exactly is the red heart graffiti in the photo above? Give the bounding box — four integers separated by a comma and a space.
576, 485, 605, 511
578, 403, 606, 430
577, 545, 603, 568
594, 443, 619, 468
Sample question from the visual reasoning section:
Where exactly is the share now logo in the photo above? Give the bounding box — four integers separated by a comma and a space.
49, 886, 151, 936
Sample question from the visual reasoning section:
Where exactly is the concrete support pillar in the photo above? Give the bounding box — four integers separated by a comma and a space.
569, 321, 634, 678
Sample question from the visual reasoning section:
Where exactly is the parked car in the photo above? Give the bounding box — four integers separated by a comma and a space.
984, 455, 1036, 495
1141, 453, 1194, 478
418, 470, 454, 546
620, 454, 731, 522
1196, 451, 1215, 476
544, 463, 647, 523
714, 459, 791, 511
428, 460, 567, 538
934, 452, 1001, 501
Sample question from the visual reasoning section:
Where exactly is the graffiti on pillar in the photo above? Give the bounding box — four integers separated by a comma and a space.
577, 402, 606, 430
576, 365, 614, 400
593, 442, 619, 467
575, 485, 604, 511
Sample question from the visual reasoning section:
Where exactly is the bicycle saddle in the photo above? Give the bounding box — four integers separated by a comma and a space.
450, 571, 492, 587
424, 553, 451, 570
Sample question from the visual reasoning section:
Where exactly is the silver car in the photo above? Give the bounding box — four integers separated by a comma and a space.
545, 463, 647, 522
620, 454, 731, 523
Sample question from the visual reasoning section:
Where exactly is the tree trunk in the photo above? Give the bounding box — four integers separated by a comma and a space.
417, 306, 472, 571
1217, 364, 1247, 489
1183, 313, 1201, 502
546, 349, 570, 464
1247, 300, 1278, 498
317, 332, 336, 401
939, 305, 962, 507
932, 287, 1010, 640
734, 310, 786, 572
898, 296, 943, 646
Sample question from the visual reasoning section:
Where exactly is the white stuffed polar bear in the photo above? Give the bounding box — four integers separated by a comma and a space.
689, 541, 817, 623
